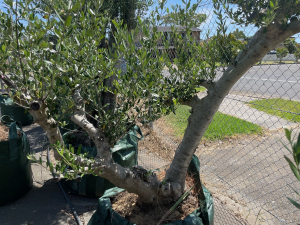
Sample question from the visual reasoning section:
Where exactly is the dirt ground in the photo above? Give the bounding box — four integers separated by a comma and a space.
111, 171, 198, 225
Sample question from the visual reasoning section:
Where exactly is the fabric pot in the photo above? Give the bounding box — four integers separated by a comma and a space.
0, 94, 34, 126
60, 126, 143, 197
0, 93, 9, 104
88, 155, 214, 225
0, 116, 33, 205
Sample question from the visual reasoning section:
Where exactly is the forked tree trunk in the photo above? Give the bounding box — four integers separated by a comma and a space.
165, 19, 300, 190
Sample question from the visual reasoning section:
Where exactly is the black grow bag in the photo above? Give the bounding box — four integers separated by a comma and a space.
0, 94, 34, 126
0, 116, 33, 205
60, 126, 143, 197
87, 155, 214, 225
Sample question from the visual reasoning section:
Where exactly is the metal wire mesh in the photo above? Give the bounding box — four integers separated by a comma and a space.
0, 1, 299, 223
142, 0, 300, 224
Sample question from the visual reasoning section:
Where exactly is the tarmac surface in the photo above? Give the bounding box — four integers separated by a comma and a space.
162, 64, 300, 101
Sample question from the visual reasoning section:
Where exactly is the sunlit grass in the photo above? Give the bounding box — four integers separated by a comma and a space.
248, 98, 300, 123
164, 105, 263, 141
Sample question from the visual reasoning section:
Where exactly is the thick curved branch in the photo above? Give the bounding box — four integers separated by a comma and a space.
165, 18, 300, 188
198, 79, 213, 90
0, 75, 16, 89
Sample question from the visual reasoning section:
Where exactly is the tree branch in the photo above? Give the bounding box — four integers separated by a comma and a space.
179, 94, 201, 108
198, 79, 213, 90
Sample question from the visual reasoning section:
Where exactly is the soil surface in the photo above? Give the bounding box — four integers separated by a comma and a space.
64, 130, 95, 148
139, 125, 175, 162
0, 122, 22, 141
111, 170, 199, 225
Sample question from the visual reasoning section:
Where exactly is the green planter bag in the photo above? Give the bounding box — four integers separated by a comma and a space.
60, 126, 143, 197
0, 94, 34, 126
0, 116, 33, 205
87, 155, 214, 225
0, 93, 9, 104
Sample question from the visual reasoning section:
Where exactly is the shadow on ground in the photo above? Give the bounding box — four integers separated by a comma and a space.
0, 182, 74, 225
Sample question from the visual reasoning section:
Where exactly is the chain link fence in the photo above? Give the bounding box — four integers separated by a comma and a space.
0, 1, 299, 224
138, 1, 300, 224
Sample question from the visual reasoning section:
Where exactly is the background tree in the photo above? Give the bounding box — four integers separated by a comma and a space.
276, 46, 289, 63
231, 28, 247, 40
208, 33, 246, 65
159, 1, 206, 28
283, 38, 297, 54
160, 10, 206, 27
1, 0, 300, 222
293, 44, 300, 62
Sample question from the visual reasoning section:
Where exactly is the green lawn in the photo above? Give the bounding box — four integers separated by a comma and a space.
256, 61, 296, 65
164, 105, 263, 141
248, 98, 300, 123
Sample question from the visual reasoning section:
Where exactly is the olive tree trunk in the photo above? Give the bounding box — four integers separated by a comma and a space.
165, 19, 300, 190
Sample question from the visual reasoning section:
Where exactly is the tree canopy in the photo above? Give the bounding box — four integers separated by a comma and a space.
160, 10, 206, 27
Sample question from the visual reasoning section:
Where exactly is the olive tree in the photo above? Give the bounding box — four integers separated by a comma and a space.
1, 0, 300, 209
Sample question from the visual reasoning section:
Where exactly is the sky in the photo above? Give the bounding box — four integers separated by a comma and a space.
150, 0, 259, 40
0, 0, 299, 43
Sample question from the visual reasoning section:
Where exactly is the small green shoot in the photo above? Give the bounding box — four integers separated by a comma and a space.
282, 128, 300, 210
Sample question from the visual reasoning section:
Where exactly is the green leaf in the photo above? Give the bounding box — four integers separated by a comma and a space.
24, 50, 29, 57
270, 1, 274, 8
89, 8, 95, 15
2, 44, 6, 51
49, 163, 54, 173
66, 27, 74, 37
71, 1, 81, 12
287, 197, 300, 209
75, 37, 80, 46
285, 156, 300, 181
287, 184, 300, 196
112, 20, 118, 28
187, 1, 190, 9
68, 0, 72, 10
77, 145, 82, 154
65, 15, 72, 27
285, 128, 292, 142
57, 66, 67, 72
54, 8, 64, 23
279, 139, 292, 154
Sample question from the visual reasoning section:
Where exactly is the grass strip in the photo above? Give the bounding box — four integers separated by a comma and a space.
248, 98, 300, 123
164, 105, 263, 141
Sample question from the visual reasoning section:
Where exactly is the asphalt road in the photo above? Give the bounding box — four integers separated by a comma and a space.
163, 64, 300, 101
262, 53, 295, 61
232, 64, 300, 101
